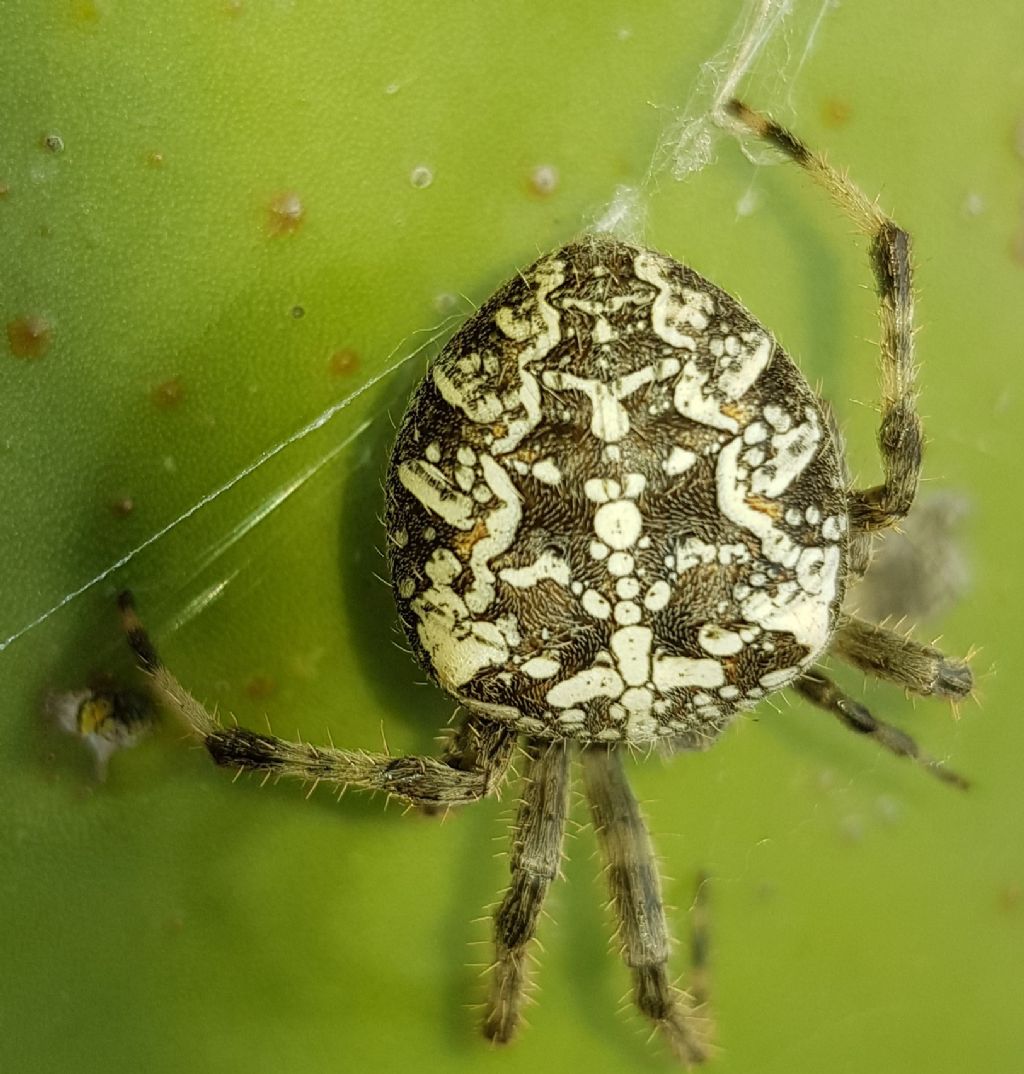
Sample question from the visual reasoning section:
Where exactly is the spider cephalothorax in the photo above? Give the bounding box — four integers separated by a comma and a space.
121, 100, 973, 1067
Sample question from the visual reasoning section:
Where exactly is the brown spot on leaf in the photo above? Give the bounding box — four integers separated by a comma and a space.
7, 315, 53, 359
267, 191, 304, 236
244, 675, 277, 701
152, 376, 185, 408
328, 348, 360, 377
821, 98, 852, 128
109, 496, 135, 518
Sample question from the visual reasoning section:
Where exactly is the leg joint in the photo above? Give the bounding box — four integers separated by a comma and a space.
207, 727, 285, 770
870, 221, 912, 304
634, 964, 675, 1023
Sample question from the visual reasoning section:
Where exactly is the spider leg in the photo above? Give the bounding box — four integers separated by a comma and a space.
793, 668, 969, 789
438, 710, 518, 780
727, 99, 922, 534
418, 711, 521, 816
580, 745, 710, 1067
118, 592, 516, 807
484, 739, 571, 1045
833, 615, 973, 700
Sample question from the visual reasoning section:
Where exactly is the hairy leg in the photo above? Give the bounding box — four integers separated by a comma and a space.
119, 591, 517, 807
794, 668, 968, 789
484, 739, 571, 1044
727, 99, 922, 534
581, 745, 710, 1066
833, 615, 973, 700
417, 712, 524, 816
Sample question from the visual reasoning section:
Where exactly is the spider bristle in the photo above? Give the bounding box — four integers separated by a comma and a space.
614, 987, 634, 1015
963, 641, 985, 663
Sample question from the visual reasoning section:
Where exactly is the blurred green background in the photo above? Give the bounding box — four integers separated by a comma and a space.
2, 2, 1023, 1072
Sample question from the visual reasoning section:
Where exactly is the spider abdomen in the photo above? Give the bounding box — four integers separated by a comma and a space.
386, 236, 848, 745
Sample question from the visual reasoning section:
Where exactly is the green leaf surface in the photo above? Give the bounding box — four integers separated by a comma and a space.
3, 3, 1023, 1072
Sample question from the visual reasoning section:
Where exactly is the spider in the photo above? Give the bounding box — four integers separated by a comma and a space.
119, 100, 973, 1066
